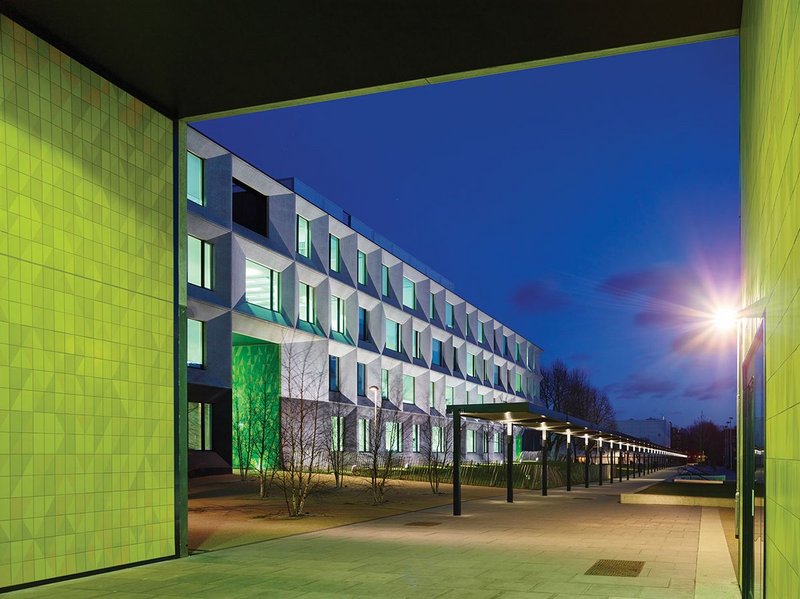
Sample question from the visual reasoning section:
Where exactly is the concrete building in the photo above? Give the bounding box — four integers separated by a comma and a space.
616, 418, 672, 449
0, 3, 794, 597
185, 129, 542, 471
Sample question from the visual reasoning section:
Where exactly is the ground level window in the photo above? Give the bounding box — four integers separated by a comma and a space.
188, 402, 212, 450
358, 418, 370, 452
466, 430, 476, 453
386, 421, 402, 452
412, 423, 420, 452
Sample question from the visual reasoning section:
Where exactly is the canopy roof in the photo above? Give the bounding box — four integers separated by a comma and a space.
2, 1, 741, 119
447, 402, 686, 457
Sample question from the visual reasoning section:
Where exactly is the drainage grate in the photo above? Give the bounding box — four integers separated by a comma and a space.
404, 521, 441, 527
585, 559, 645, 577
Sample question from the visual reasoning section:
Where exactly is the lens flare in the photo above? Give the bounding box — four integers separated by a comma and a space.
711, 307, 738, 331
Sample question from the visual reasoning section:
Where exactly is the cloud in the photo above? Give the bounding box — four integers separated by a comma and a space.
684, 378, 735, 402
605, 373, 678, 401
511, 280, 571, 312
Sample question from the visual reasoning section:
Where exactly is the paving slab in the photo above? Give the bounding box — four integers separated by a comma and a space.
7, 470, 739, 598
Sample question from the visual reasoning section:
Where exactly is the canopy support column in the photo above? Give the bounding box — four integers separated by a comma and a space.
453, 408, 461, 516
541, 429, 548, 497
506, 423, 514, 503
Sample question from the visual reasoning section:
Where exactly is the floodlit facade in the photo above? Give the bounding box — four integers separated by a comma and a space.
185, 129, 543, 471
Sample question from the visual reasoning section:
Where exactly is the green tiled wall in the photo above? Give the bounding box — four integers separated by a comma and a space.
0, 16, 175, 588
740, 0, 800, 595
231, 342, 281, 471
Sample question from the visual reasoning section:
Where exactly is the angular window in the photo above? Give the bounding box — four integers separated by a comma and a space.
515, 373, 523, 393
503, 336, 508, 356
358, 307, 368, 341
478, 321, 485, 343
329, 355, 339, 391
493, 364, 501, 386
381, 264, 390, 296
385, 421, 402, 452
187, 152, 203, 205
445, 385, 454, 406
478, 393, 485, 404
403, 374, 415, 404
412, 424, 420, 453
357, 362, 366, 396
466, 430, 476, 453
381, 368, 389, 399
429, 292, 435, 319
357, 250, 367, 285
412, 330, 421, 359
187, 319, 204, 367
232, 179, 268, 237
482, 431, 490, 453
445, 302, 454, 328
452, 347, 459, 373
358, 418, 370, 452
483, 360, 489, 383
402, 277, 415, 309
429, 381, 435, 407
494, 432, 502, 453
188, 402, 212, 450
466, 353, 476, 377
385, 318, 401, 352
297, 215, 310, 258
432, 426, 443, 452
330, 295, 346, 334
188, 235, 213, 290
245, 260, 280, 311
466, 316, 471, 338
331, 415, 344, 451
515, 342, 521, 362
432, 339, 443, 366
329, 234, 340, 272
298, 282, 315, 323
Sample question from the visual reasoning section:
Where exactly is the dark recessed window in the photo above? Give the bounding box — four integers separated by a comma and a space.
232, 179, 268, 237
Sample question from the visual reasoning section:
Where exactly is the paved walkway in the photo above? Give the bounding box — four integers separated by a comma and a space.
10, 470, 739, 598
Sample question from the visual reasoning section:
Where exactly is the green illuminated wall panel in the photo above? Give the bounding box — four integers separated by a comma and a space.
231, 341, 281, 471
0, 16, 174, 588
740, 0, 800, 595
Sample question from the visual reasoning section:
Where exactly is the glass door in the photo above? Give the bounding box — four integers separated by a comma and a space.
741, 323, 765, 599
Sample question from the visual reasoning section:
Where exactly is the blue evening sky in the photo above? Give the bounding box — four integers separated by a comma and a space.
195, 37, 740, 427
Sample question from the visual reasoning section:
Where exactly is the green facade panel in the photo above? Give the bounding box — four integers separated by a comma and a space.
0, 16, 175, 588
231, 341, 281, 472
740, 0, 800, 596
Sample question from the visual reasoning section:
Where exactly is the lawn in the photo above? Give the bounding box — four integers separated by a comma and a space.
637, 480, 736, 498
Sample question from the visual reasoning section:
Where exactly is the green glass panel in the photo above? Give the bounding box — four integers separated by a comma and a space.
187, 319, 204, 367
402, 277, 415, 308
329, 234, 340, 271
297, 215, 310, 257
187, 151, 203, 205
357, 250, 367, 285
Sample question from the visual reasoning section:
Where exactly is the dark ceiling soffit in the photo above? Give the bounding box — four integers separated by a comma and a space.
1, 1, 742, 120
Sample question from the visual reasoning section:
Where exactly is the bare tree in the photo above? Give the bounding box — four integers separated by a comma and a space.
422, 415, 453, 494
252, 373, 281, 498
232, 383, 257, 481
278, 334, 327, 516
324, 399, 351, 488
363, 380, 405, 504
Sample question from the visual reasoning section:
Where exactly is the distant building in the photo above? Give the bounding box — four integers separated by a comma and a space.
616, 418, 672, 448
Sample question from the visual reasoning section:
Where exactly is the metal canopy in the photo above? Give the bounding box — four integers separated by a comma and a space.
447, 402, 685, 456
0, 0, 741, 119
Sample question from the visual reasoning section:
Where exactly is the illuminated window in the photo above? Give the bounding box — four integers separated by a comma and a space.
385, 318, 401, 352
329, 235, 340, 272
298, 282, 315, 323
412, 330, 421, 359
432, 426, 443, 452
330, 415, 344, 451
358, 418, 369, 452
187, 319, 204, 368
466, 430, 476, 453
381, 264, 390, 296
402, 277, 415, 309
494, 432, 502, 453
188, 235, 213, 289
493, 365, 501, 386
432, 339, 443, 366
478, 320, 485, 343
357, 250, 367, 285
466, 353, 476, 377
515, 373, 523, 393
187, 152, 203, 205
385, 421, 402, 452
429, 381, 435, 407
357, 362, 366, 396
412, 424, 420, 452
445, 385, 454, 406
515, 342, 521, 361
381, 368, 389, 399
445, 302, 454, 328
403, 375, 415, 404
330, 295, 346, 334
483, 431, 490, 453
297, 215, 310, 258
245, 260, 280, 311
